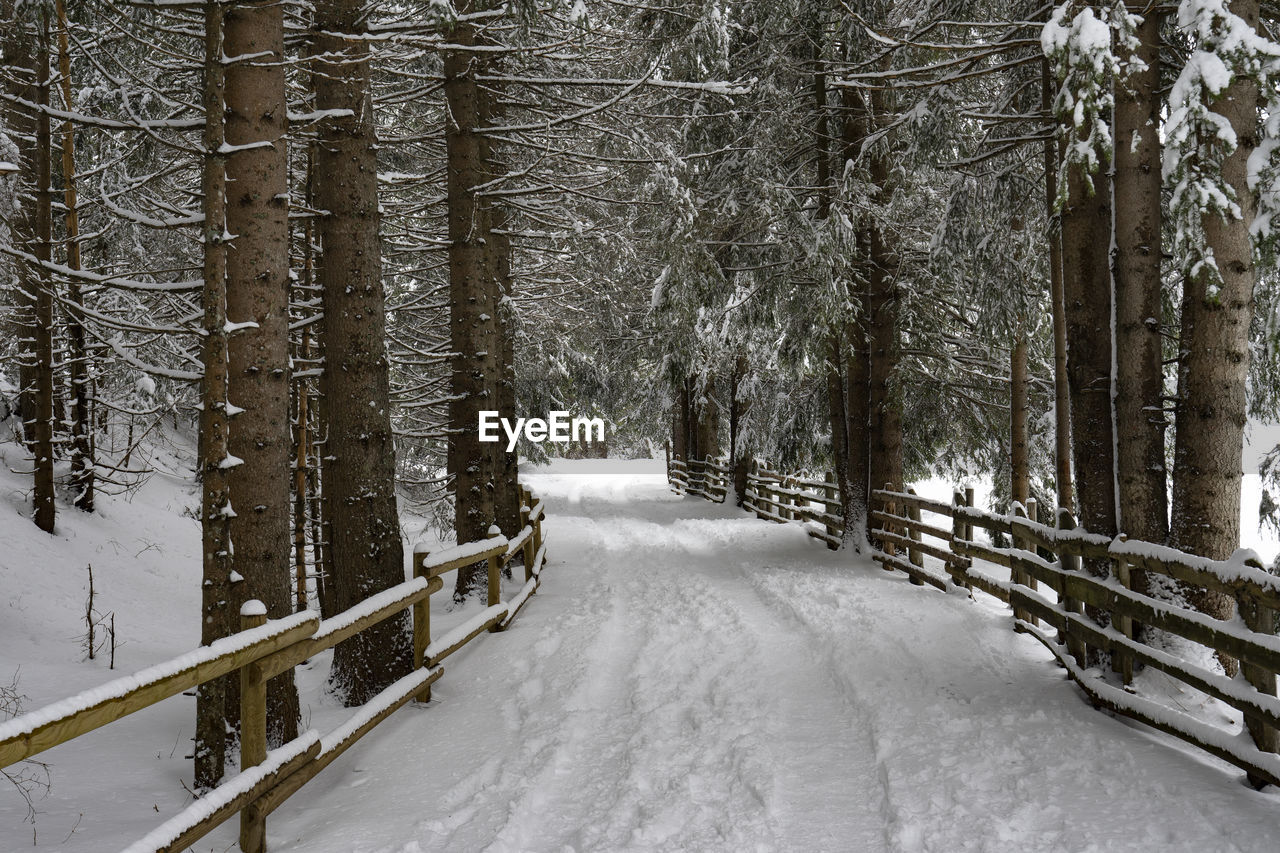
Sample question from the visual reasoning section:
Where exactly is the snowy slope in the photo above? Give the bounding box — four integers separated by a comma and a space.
0, 430, 524, 851
4, 455, 1280, 851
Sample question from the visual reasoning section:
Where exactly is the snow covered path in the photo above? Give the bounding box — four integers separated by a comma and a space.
259, 461, 1280, 853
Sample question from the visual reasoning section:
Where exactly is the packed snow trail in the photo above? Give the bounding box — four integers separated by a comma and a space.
261, 461, 1280, 853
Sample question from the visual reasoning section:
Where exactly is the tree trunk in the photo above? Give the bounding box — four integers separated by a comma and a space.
697, 383, 720, 460
685, 376, 697, 461
1060, 121, 1118, 602
866, 84, 902, 517
840, 84, 872, 549
825, 329, 851, 526
30, 12, 55, 534
812, 20, 830, 219
673, 380, 689, 462
292, 322, 311, 615
1113, 9, 1167, 552
55, 0, 92, 512
223, 0, 298, 746
3, 2, 38, 459
1169, 0, 1260, 626
1011, 327, 1030, 509
195, 0, 231, 792
445, 7, 496, 599
478, 65, 519, 537
1042, 56, 1073, 514
313, 0, 413, 705
729, 354, 748, 505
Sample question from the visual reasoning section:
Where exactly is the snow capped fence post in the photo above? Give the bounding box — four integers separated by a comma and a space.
487, 526, 503, 631
906, 487, 924, 585
1012, 502, 1032, 624
520, 487, 535, 582
823, 471, 839, 550
1025, 499, 1040, 621
412, 548, 432, 703
1235, 561, 1280, 774
951, 490, 972, 592
1057, 507, 1088, 668
1111, 536, 1135, 685
963, 487, 975, 543
239, 601, 269, 853
532, 497, 544, 560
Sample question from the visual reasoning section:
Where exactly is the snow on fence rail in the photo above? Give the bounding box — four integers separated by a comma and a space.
863, 485, 1280, 787
667, 454, 729, 503
669, 458, 1280, 789
0, 484, 551, 853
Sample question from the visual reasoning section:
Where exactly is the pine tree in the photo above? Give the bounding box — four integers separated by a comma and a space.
313, 0, 413, 705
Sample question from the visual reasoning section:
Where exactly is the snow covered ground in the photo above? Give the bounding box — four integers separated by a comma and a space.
5, 456, 1280, 851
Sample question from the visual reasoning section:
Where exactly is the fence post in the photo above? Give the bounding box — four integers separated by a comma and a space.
531, 495, 543, 557
1111, 534, 1134, 685
411, 549, 432, 702
824, 470, 839, 550
487, 525, 503, 631
951, 489, 971, 591
239, 602, 269, 853
1237, 568, 1279, 772
665, 441, 670, 481
748, 460, 756, 515
761, 461, 772, 520
963, 486, 975, 543
906, 487, 924, 585
519, 489, 535, 582
1012, 502, 1031, 624
1024, 498, 1040, 625
881, 482, 896, 565
1058, 507, 1088, 668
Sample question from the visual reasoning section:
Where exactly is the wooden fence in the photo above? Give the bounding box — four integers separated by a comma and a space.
669, 459, 1280, 788
0, 485, 550, 853
868, 485, 1280, 787
743, 461, 844, 550
668, 454, 843, 550
666, 455, 729, 503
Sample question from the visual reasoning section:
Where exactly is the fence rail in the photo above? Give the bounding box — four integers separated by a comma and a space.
0, 484, 550, 853
668, 456, 1280, 789
870, 485, 1280, 787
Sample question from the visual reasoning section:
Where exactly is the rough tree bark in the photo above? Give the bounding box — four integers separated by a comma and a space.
445, 5, 496, 599
1011, 327, 1030, 509
313, 0, 412, 704
55, 0, 92, 512
478, 63, 520, 537
866, 84, 903, 513
696, 382, 720, 460
729, 354, 749, 504
673, 380, 689, 463
1042, 56, 1073, 514
195, 0, 231, 792
3, 3, 40, 467
1113, 7, 1167, 553
826, 328, 850, 523
223, 0, 299, 746
1059, 110, 1118, 597
29, 13, 55, 534
1169, 0, 1260, 626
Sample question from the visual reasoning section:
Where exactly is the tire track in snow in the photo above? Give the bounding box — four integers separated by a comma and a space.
468, 484, 886, 852
266, 466, 1280, 853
